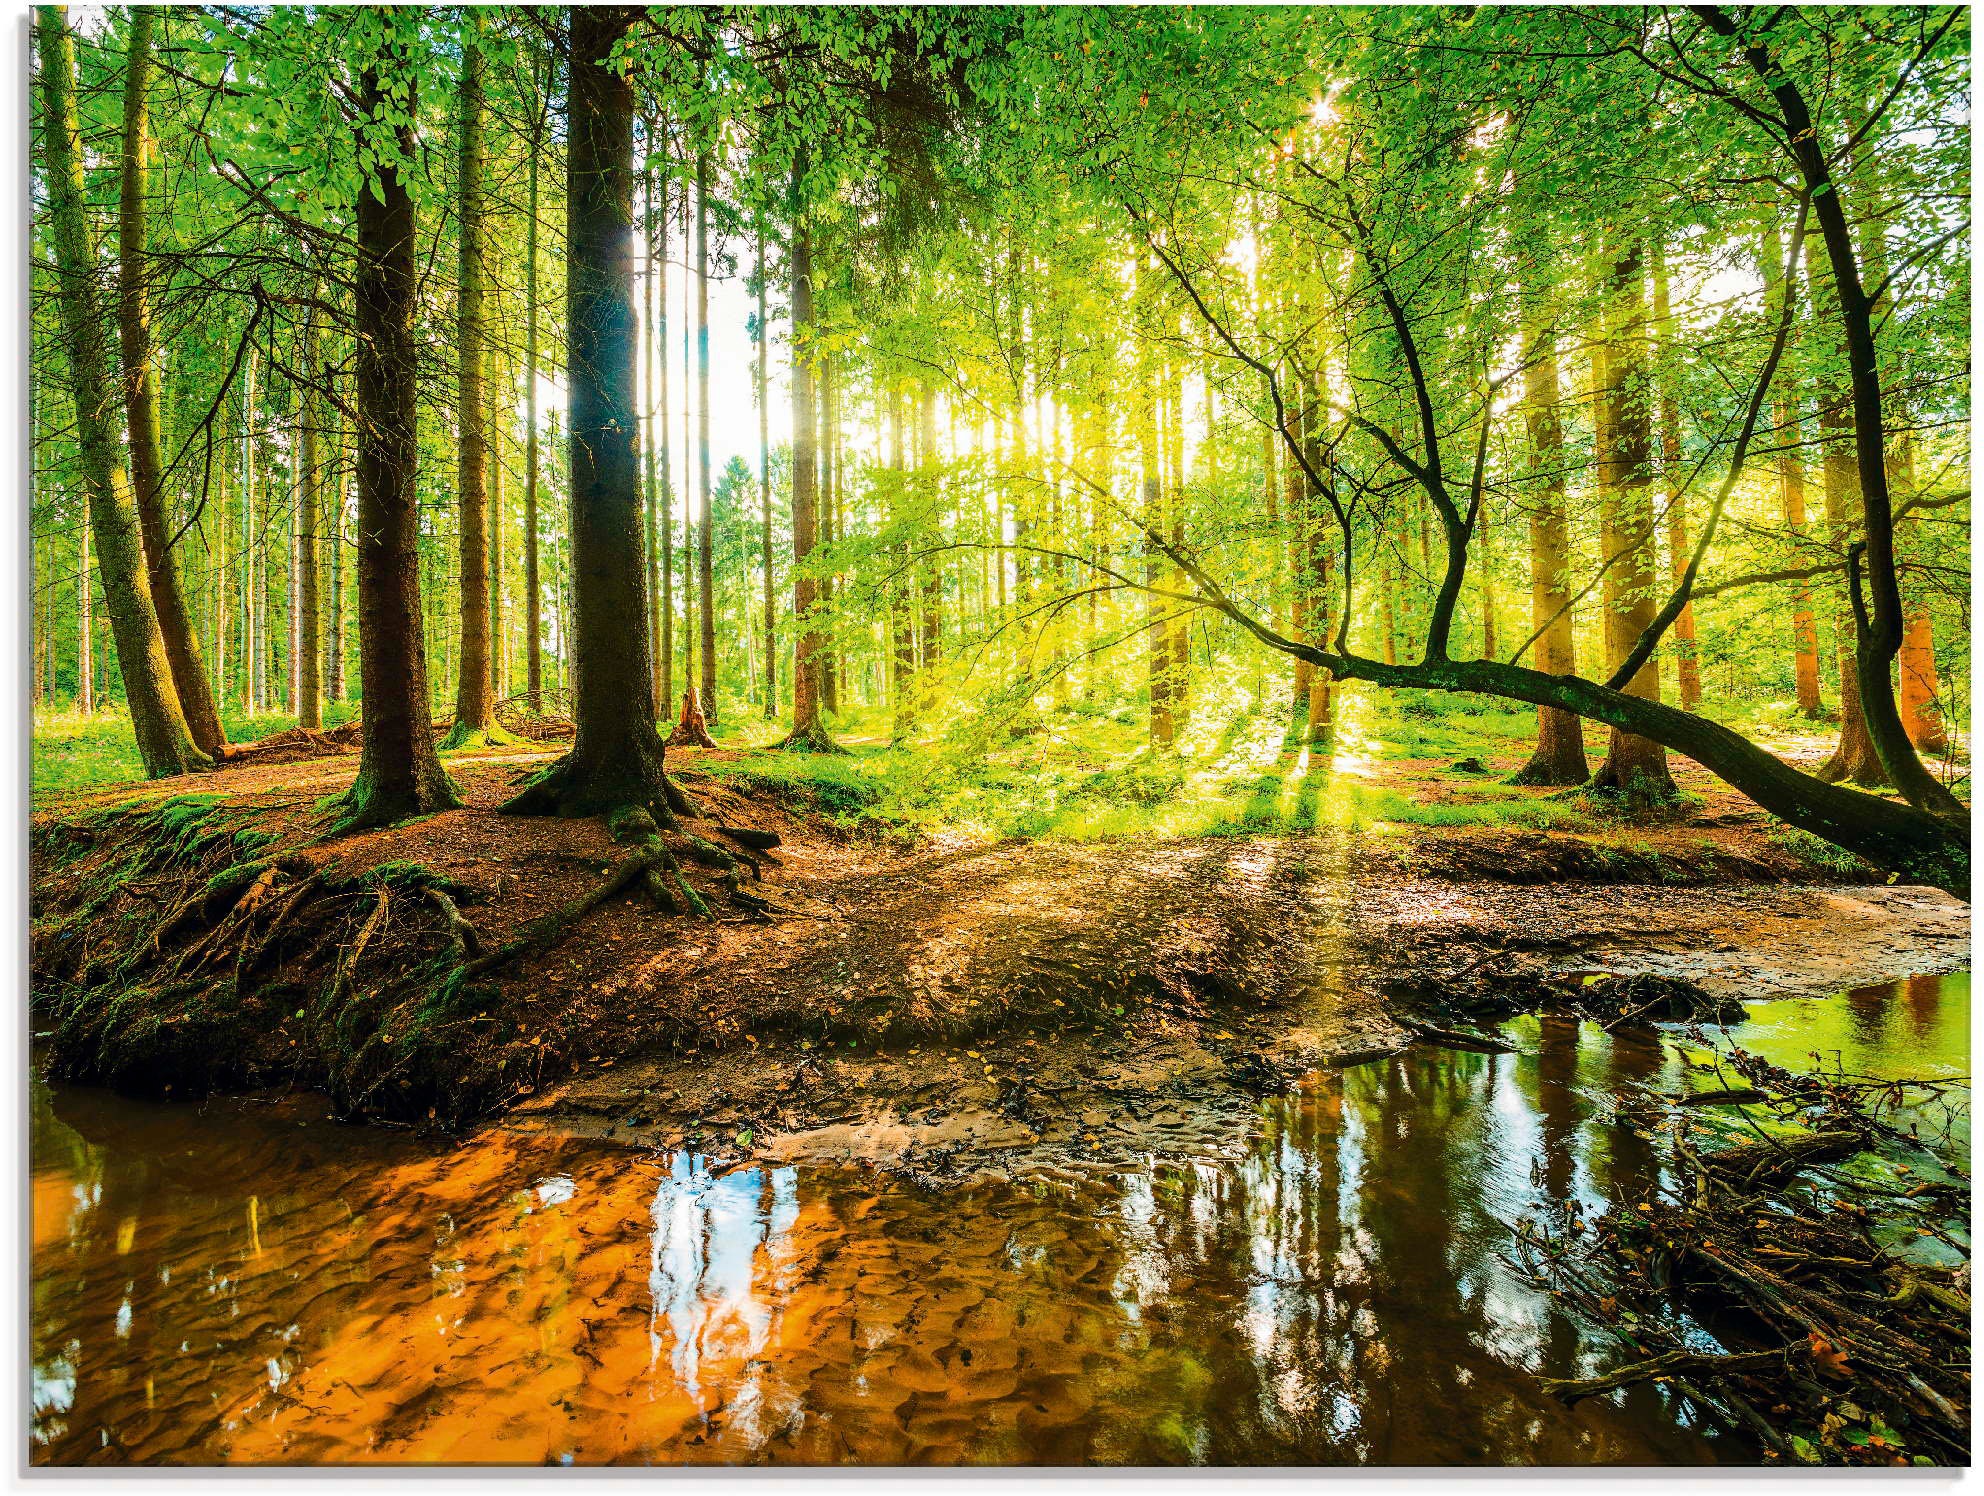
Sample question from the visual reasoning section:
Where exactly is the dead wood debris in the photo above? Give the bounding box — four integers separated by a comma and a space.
1511, 1036, 1970, 1466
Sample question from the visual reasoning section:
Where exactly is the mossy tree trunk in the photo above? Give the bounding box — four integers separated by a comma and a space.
38, 5, 207, 777
120, 5, 227, 758
339, 44, 460, 830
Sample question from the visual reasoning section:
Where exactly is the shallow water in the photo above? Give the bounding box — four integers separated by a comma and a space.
30, 973, 1966, 1466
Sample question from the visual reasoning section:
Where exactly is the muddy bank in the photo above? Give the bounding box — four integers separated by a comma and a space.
515, 874, 1967, 1180
29, 748, 1967, 1180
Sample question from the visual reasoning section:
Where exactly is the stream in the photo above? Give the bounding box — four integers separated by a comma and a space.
30, 972, 1967, 1466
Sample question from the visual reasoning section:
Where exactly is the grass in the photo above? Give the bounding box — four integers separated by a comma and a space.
32, 701, 360, 800
687, 680, 1609, 844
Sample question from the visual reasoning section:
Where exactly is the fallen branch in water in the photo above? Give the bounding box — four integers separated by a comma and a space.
1511, 1035, 1971, 1467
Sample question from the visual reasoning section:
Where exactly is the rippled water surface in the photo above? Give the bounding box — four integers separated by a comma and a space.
30, 974, 1966, 1466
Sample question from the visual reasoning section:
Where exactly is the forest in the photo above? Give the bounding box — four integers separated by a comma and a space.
26, 3, 1973, 1470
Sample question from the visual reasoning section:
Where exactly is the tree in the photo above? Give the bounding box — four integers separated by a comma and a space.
337, 23, 461, 831
37, 5, 208, 778
120, 6, 228, 758
774, 172, 842, 754
506, 5, 694, 820
443, 22, 503, 750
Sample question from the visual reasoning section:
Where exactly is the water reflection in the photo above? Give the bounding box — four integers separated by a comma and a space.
30, 974, 1967, 1466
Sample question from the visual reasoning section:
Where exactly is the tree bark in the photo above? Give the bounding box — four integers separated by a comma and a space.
695, 151, 717, 726
1587, 234, 1675, 799
775, 184, 840, 753
1509, 305, 1589, 785
1760, 223, 1825, 719
1804, 237, 1888, 788
757, 224, 776, 719
338, 41, 460, 829
642, 146, 663, 721
120, 6, 226, 756
505, 6, 688, 819
38, 5, 207, 775
445, 27, 498, 747
1651, 241, 1702, 710
523, 79, 542, 712
296, 291, 322, 728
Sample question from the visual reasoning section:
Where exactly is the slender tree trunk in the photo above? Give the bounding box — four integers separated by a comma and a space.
1762, 230, 1826, 720
819, 359, 839, 714
1510, 303, 1589, 785
1889, 431, 1947, 756
1651, 242, 1702, 710
775, 185, 839, 753
339, 43, 459, 828
524, 94, 542, 712
656, 175, 674, 723
328, 460, 346, 703
1587, 234, 1675, 798
696, 151, 716, 726
296, 292, 322, 728
888, 388, 916, 739
918, 378, 942, 706
241, 348, 257, 713
120, 6, 225, 755
1805, 236, 1887, 787
76, 521, 92, 714
1299, 369, 1333, 750
37, 5, 205, 773
642, 147, 663, 720
506, 6, 688, 819
446, 28, 497, 747
757, 224, 775, 719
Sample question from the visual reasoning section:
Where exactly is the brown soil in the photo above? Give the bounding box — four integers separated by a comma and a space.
29, 739, 1969, 1182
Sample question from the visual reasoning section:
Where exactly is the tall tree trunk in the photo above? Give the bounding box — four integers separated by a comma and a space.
1284, 387, 1312, 726
446, 28, 497, 747
296, 292, 322, 728
76, 521, 92, 714
241, 348, 258, 713
757, 224, 776, 719
695, 151, 716, 727
918, 378, 942, 705
1650, 241, 1702, 711
1509, 304, 1589, 785
523, 91, 542, 713
1760, 226, 1825, 719
1587, 234, 1675, 799
1135, 261, 1173, 750
656, 174, 674, 723
506, 6, 688, 819
1888, 434, 1948, 756
1298, 369, 1333, 751
120, 6, 226, 755
338, 41, 459, 829
37, 5, 206, 774
820, 357, 843, 714
888, 387, 916, 739
775, 184, 840, 753
1804, 236, 1887, 788
642, 147, 663, 720
328, 460, 346, 703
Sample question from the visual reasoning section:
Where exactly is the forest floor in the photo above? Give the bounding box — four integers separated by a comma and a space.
29, 696, 1970, 1181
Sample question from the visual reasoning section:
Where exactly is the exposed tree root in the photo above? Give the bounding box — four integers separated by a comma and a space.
773, 718, 848, 754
